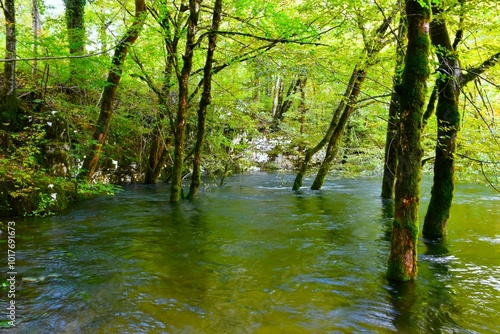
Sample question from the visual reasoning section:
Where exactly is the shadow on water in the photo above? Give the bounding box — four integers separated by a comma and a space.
380, 196, 461, 333
419, 238, 461, 333
380, 198, 394, 242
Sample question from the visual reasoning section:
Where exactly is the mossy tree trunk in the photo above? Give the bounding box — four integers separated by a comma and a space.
422, 6, 460, 238
187, 0, 222, 200
387, 0, 431, 282
63, 0, 86, 83
423, 5, 500, 238
142, 2, 186, 184
81, 0, 147, 182
310, 68, 366, 190
170, 0, 202, 203
1, 0, 21, 131
292, 69, 358, 191
381, 14, 406, 199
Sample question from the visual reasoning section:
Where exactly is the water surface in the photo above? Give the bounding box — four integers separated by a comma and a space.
1, 173, 499, 333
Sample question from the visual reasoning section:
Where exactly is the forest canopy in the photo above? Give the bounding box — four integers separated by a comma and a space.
0, 0, 499, 219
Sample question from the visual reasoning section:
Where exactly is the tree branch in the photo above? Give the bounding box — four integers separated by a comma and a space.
195, 30, 332, 48
461, 51, 500, 86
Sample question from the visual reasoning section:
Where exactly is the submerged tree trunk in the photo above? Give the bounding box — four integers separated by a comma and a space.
187, 0, 223, 200
292, 70, 358, 191
423, 6, 500, 238
381, 14, 406, 199
381, 90, 401, 198
81, 0, 147, 182
1, 0, 20, 131
387, 0, 431, 281
293, 5, 396, 191
310, 68, 366, 190
143, 53, 175, 185
170, 0, 202, 203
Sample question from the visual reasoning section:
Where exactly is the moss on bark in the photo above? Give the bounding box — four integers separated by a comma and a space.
423, 5, 461, 238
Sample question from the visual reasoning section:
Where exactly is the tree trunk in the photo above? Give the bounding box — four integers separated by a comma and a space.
423, 5, 500, 238
81, 0, 147, 182
271, 75, 282, 119
144, 126, 170, 184
271, 76, 304, 131
387, 0, 431, 281
422, 6, 461, 238
381, 15, 406, 199
1, 0, 20, 131
310, 68, 366, 190
170, 0, 202, 203
31, 0, 42, 81
187, 0, 223, 200
143, 59, 175, 185
292, 70, 357, 191
298, 78, 308, 135
63, 0, 86, 82
143, 2, 183, 184
293, 5, 396, 191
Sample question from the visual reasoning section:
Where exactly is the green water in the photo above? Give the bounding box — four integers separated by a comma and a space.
1, 173, 499, 333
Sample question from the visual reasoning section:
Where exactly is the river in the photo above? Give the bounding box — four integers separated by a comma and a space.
1, 173, 499, 333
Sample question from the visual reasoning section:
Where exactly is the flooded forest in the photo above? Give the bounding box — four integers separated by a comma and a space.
1, 0, 499, 332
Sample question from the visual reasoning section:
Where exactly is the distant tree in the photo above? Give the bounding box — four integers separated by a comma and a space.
387, 0, 431, 281
187, 0, 223, 200
63, 0, 86, 82
0, 0, 20, 131
170, 0, 202, 203
31, 0, 42, 81
81, 0, 147, 182
381, 10, 406, 199
293, 2, 398, 191
270, 75, 306, 132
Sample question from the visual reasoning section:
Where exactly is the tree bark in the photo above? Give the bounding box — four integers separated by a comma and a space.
170, 0, 202, 203
271, 75, 282, 119
293, 4, 396, 191
1, 0, 20, 131
63, 0, 86, 82
31, 0, 42, 81
381, 14, 406, 199
143, 2, 183, 184
310, 68, 366, 190
298, 78, 308, 135
387, 0, 431, 281
292, 70, 357, 191
422, 7, 500, 238
271, 76, 304, 131
81, 0, 147, 182
187, 0, 223, 200
423, 7, 460, 238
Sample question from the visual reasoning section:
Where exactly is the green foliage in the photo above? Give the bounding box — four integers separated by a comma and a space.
1, 0, 498, 213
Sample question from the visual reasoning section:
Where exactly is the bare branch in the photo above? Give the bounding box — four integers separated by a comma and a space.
195, 30, 332, 48
0, 44, 117, 63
